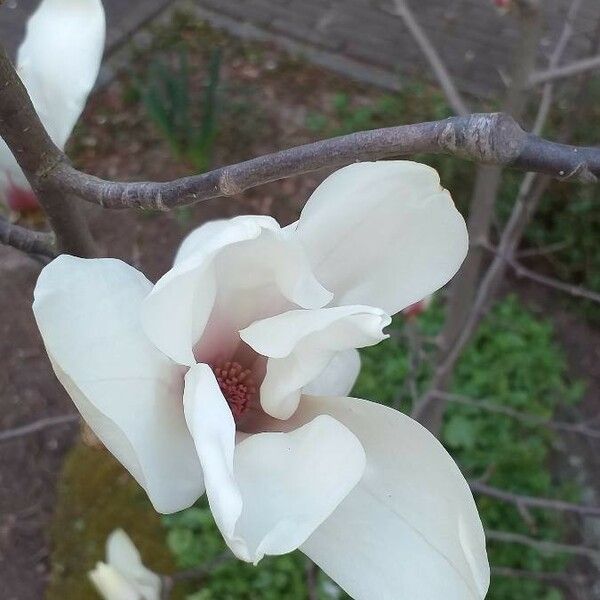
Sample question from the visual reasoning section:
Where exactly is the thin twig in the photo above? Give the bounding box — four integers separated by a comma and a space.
0, 414, 79, 443
492, 566, 590, 587
531, 54, 600, 86
305, 559, 319, 600
390, 0, 469, 116
509, 259, 600, 304
0, 216, 56, 259
470, 480, 600, 518
516, 240, 570, 258
487, 529, 600, 561
532, 0, 583, 135
433, 390, 600, 440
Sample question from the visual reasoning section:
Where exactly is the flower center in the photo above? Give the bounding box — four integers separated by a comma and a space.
212, 361, 257, 420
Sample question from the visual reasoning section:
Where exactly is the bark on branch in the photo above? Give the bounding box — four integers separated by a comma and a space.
1, 45, 599, 213
0, 216, 57, 259
38, 115, 600, 209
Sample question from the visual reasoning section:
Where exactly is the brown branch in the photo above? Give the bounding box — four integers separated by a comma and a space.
507, 257, 600, 304
531, 54, 600, 86
487, 529, 600, 561
532, 0, 583, 135
0, 45, 97, 256
470, 480, 600, 518
491, 566, 590, 588
390, 0, 470, 116
433, 391, 600, 440
0, 216, 56, 259
0, 46, 599, 214
0, 414, 79, 443
41, 116, 600, 209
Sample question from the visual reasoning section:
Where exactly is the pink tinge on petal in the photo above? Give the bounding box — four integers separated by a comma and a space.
5, 175, 40, 213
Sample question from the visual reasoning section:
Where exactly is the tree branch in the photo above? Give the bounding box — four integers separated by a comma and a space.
492, 566, 590, 588
0, 45, 97, 256
532, 0, 583, 135
531, 53, 600, 86
0, 414, 78, 443
390, 0, 470, 116
505, 256, 600, 304
432, 391, 600, 440
1, 46, 599, 214
487, 529, 600, 561
40, 116, 600, 209
0, 216, 56, 259
470, 480, 600, 518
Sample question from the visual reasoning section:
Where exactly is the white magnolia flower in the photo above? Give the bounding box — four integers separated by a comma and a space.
89, 529, 161, 600
34, 161, 489, 599
0, 0, 105, 211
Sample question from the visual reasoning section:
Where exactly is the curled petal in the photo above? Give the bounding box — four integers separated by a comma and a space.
183, 364, 365, 564
302, 348, 361, 397
289, 395, 489, 600
294, 161, 468, 316
183, 363, 245, 558
240, 306, 389, 419
142, 216, 332, 366
33, 256, 203, 513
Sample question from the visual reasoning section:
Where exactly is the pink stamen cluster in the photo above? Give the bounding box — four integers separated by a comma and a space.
212, 361, 257, 420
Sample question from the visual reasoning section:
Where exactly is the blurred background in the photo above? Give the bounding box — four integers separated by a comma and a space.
1, 0, 599, 599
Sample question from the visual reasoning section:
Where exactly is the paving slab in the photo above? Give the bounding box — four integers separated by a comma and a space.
2, 0, 599, 97
0, 0, 174, 59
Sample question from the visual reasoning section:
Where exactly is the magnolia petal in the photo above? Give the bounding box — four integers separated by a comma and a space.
289, 395, 489, 600
182, 363, 246, 559
183, 364, 365, 564
233, 415, 365, 563
1, 0, 105, 200
17, 0, 105, 149
240, 306, 389, 419
33, 256, 203, 513
302, 348, 361, 397
294, 161, 468, 316
142, 216, 332, 367
89, 563, 140, 600
106, 530, 161, 600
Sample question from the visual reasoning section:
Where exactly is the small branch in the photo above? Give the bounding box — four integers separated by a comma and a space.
433, 390, 600, 440
532, 0, 583, 135
305, 559, 319, 600
492, 566, 589, 587
487, 529, 600, 562
508, 258, 600, 304
0, 45, 97, 256
0, 216, 57, 259
391, 0, 470, 116
0, 414, 79, 443
44, 115, 600, 209
531, 54, 600, 86
470, 480, 600, 518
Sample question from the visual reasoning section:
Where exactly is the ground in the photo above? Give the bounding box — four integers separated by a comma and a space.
0, 10, 599, 600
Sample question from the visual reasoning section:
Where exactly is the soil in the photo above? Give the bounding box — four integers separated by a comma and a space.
1, 12, 598, 600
